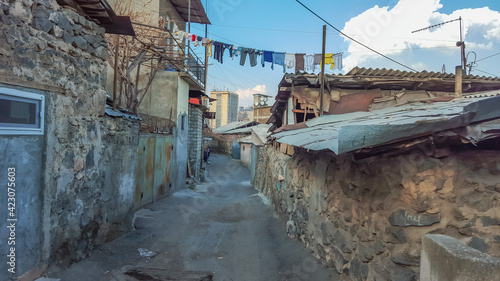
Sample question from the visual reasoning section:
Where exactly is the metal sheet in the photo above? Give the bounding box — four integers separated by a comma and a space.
213, 120, 259, 134
273, 95, 500, 155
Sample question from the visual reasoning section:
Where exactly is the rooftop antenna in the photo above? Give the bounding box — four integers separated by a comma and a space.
412, 17, 466, 71
441, 64, 446, 73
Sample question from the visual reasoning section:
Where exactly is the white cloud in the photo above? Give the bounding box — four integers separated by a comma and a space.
341, 0, 500, 72
235, 84, 267, 106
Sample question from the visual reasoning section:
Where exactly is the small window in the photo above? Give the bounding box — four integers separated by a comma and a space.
181, 115, 185, 130
0, 87, 44, 135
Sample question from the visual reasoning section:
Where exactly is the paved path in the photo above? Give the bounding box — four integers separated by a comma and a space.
50, 153, 340, 281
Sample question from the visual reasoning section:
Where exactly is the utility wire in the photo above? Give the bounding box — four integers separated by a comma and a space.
476, 52, 500, 63
472, 68, 498, 77
295, 0, 417, 72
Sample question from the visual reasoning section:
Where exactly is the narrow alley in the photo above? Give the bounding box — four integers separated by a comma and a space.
49, 153, 339, 281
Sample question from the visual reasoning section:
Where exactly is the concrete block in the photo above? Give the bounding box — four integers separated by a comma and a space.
421, 234, 500, 281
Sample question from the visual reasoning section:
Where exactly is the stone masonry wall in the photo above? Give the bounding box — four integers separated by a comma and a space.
1, 0, 140, 274
188, 104, 202, 180
254, 145, 500, 281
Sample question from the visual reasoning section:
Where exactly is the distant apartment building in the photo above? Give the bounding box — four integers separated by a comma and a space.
209, 91, 239, 129
253, 94, 272, 124
237, 106, 254, 122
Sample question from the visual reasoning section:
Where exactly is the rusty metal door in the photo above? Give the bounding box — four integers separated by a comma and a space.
135, 135, 173, 209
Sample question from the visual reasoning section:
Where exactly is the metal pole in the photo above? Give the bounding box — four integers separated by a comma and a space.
204, 0, 208, 93
187, 0, 191, 65
319, 25, 326, 117
112, 34, 119, 111
459, 16, 466, 71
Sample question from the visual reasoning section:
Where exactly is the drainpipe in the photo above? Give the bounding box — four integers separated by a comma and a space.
455, 65, 462, 98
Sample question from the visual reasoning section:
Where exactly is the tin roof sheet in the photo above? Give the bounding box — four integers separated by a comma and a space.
273, 91, 500, 155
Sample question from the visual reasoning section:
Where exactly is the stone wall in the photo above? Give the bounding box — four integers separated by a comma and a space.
254, 145, 500, 281
0, 0, 140, 277
188, 104, 203, 180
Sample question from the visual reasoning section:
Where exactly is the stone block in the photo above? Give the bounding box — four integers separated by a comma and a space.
349, 258, 369, 281
72, 35, 87, 50
9, 1, 31, 23
481, 216, 500, 226
468, 236, 488, 253
33, 17, 54, 33
388, 208, 440, 227
421, 234, 500, 281
391, 254, 420, 266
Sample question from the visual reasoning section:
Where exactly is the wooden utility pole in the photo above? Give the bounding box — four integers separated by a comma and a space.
112, 34, 120, 111
319, 25, 326, 117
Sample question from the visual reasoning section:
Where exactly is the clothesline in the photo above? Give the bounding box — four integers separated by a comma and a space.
176, 30, 342, 73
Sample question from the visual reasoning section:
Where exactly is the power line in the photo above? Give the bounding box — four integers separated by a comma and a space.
472, 68, 498, 77
476, 52, 500, 63
295, 0, 417, 72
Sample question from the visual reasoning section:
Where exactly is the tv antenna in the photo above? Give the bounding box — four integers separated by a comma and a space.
412, 17, 465, 71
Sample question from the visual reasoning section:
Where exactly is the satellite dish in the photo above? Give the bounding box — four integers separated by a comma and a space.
254, 102, 259, 106
260, 101, 265, 106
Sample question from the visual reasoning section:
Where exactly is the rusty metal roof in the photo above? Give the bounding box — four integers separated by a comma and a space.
213, 121, 259, 134
345, 67, 500, 81
57, 0, 135, 36
170, 0, 211, 24
278, 67, 500, 93
272, 91, 500, 155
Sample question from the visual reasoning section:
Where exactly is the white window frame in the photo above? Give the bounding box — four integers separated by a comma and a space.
0, 87, 45, 135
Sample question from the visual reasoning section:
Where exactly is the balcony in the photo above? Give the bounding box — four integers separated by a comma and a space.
133, 22, 206, 90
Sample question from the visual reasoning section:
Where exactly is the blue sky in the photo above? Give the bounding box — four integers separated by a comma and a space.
187, 0, 500, 106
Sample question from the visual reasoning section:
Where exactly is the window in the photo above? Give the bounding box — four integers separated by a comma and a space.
181, 115, 185, 130
0, 87, 45, 135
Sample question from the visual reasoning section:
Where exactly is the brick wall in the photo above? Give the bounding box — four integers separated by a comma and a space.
188, 104, 203, 180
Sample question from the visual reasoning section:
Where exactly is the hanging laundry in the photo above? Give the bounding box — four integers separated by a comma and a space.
191, 34, 196, 42
197, 36, 202, 41
235, 46, 242, 57
313, 54, 322, 69
285, 53, 295, 71
262, 51, 274, 69
273, 52, 286, 72
333, 53, 343, 70
240, 48, 257, 67
304, 54, 315, 72
213, 41, 225, 64
295, 53, 305, 71
207, 40, 213, 57
224, 44, 234, 58
324, 53, 335, 69
193, 40, 199, 47
202, 38, 209, 47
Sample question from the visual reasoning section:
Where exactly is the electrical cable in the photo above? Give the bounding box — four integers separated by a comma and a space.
472, 68, 498, 77
295, 0, 417, 72
476, 52, 500, 63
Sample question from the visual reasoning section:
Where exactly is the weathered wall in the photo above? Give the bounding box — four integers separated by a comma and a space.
188, 104, 203, 180
254, 145, 500, 281
171, 77, 189, 191
249, 144, 260, 182
0, 1, 140, 277
420, 234, 500, 281
0, 87, 45, 278
137, 71, 179, 122
240, 143, 251, 166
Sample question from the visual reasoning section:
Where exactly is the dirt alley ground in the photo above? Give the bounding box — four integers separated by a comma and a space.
48, 153, 341, 281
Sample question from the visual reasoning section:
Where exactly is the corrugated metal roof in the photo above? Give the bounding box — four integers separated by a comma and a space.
272, 92, 500, 155
251, 124, 272, 143
345, 67, 500, 81
213, 121, 259, 134
278, 67, 500, 93
105, 105, 142, 120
